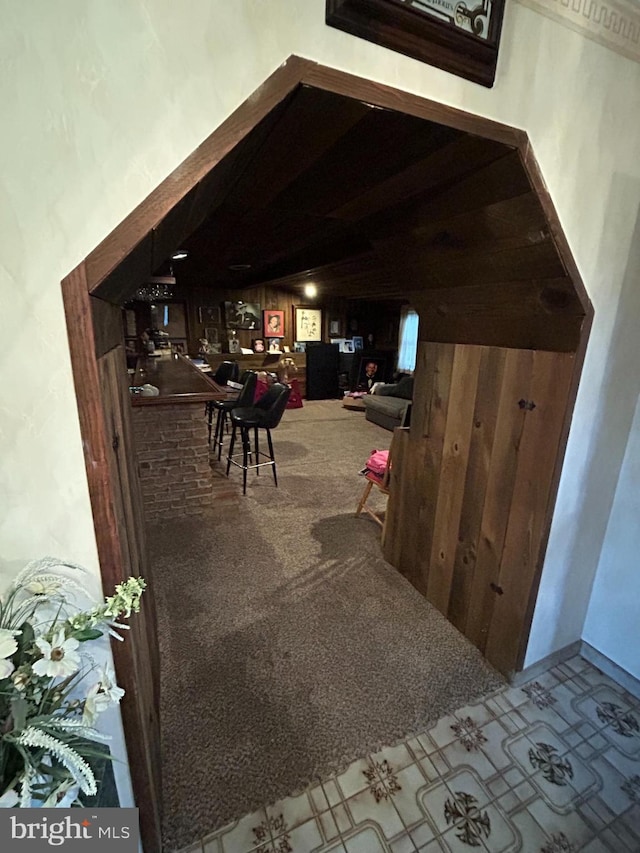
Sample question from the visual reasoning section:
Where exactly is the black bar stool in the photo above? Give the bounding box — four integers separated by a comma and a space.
211, 370, 257, 460
205, 361, 238, 444
226, 383, 291, 495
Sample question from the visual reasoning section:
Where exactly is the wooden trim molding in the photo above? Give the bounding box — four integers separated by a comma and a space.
84, 55, 315, 292
61, 265, 162, 851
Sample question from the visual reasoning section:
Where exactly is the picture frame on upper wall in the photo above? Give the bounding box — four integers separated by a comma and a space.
325, 0, 506, 88
263, 309, 285, 338
294, 307, 322, 342
224, 301, 261, 330
198, 305, 221, 325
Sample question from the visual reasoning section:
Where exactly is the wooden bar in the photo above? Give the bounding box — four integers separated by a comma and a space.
131, 352, 229, 406
129, 353, 232, 520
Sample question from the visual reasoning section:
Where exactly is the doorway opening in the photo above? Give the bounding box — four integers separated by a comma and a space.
61, 57, 592, 850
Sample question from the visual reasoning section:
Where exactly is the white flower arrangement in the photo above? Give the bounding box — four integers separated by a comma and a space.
0, 557, 145, 807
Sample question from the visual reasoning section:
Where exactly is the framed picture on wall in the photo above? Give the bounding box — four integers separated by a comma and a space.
325, 0, 506, 88
263, 309, 285, 338
198, 305, 221, 325
294, 307, 322, 342
204, 327, 219, 344
224, 301, 261, 330
329, 318, 342, 337
352, 336, 364, 350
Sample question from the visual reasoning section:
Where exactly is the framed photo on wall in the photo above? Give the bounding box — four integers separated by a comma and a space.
198, 305, 221, 325
263, 309, 285, 338
325, 0, 506, 88
294, 307, 322, 342
224, 301, 261, 330
204, 327, 219, 344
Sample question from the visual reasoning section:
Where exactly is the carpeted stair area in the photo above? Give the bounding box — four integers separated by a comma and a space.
150, 401, 504, 851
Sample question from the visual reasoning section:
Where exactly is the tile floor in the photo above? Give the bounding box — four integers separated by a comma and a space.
180, 655, 640, 853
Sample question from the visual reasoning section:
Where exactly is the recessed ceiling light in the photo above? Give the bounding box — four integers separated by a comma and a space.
304, 283, 317, 298
229, 263, 252, 271
171, 249, 189, 260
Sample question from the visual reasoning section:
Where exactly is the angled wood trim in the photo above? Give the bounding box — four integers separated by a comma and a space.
519, 139, 593, 319
300, 62, 528, 148
85, 55, 315, 292
61, 264, 162, 851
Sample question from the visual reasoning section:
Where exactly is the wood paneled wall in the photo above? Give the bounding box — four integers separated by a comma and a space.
383, 340, 575, 676
171, 282, 348, 355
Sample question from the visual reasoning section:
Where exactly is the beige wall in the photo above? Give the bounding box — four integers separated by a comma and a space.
2, 0, 640, 788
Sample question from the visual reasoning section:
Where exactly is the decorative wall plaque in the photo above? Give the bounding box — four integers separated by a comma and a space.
326, 0, 506, 87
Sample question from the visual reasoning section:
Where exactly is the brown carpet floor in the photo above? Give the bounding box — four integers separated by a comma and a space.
150, 401, 504, 851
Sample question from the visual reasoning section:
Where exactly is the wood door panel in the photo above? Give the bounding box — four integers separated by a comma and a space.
448, 346, 507, 633
484, 351, 574, 673
383, 341, 573, 675
464, 349, 534, 652
426, 346, 482, 615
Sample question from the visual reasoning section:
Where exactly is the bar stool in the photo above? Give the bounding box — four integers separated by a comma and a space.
226, 383, 291, 495
211, 370, 257, 460
205, 361, 239, 443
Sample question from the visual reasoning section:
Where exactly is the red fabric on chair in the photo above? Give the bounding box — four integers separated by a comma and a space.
254, 379, 270, 401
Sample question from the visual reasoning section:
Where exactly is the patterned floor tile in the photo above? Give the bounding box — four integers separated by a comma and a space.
336, 757, 374, 800
183, 656, 640, 853
389, 832, 418, 853
322, 780, 343, 809
343, 824, 389, 852
280, 818, 324, 852
265, 792, 316, 835
208, 810, 269, 853
441, 738, 497, 781
390, 764, 429, 828
330, 803, 352, 836
574, 687, 640, 758
345, 785, 405, 840
370, 743, 418, 775
527, 797, 594, 848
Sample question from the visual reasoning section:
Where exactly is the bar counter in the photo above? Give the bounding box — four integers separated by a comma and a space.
130, 353, 229, 522
131, 352, 228, 405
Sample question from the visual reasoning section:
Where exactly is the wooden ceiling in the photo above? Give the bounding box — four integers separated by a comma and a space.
102, 82, 587, 351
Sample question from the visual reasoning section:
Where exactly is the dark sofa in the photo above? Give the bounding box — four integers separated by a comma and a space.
362, 375, 414, 431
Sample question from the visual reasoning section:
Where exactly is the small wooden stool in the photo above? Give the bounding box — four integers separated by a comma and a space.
356, 454, 391, 528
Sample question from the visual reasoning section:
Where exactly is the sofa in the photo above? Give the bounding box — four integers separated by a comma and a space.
362, 375, 414, 431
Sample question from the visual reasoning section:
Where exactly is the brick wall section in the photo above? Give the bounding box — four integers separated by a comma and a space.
132, 403, 214, 521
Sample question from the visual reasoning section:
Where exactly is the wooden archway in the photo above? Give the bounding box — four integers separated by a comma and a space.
61, 56, 592, 850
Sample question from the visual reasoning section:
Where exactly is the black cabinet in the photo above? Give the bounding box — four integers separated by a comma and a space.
306, 343, 340, 400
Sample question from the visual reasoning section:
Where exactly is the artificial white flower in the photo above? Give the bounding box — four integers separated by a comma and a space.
0, 788, 19, 808
82, 668, 124, 726
82, 683, 112, 726
99, 666, 125, 705
25, 578, 61, 596
33, 630, 80, 678
0, 628, 20, 679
